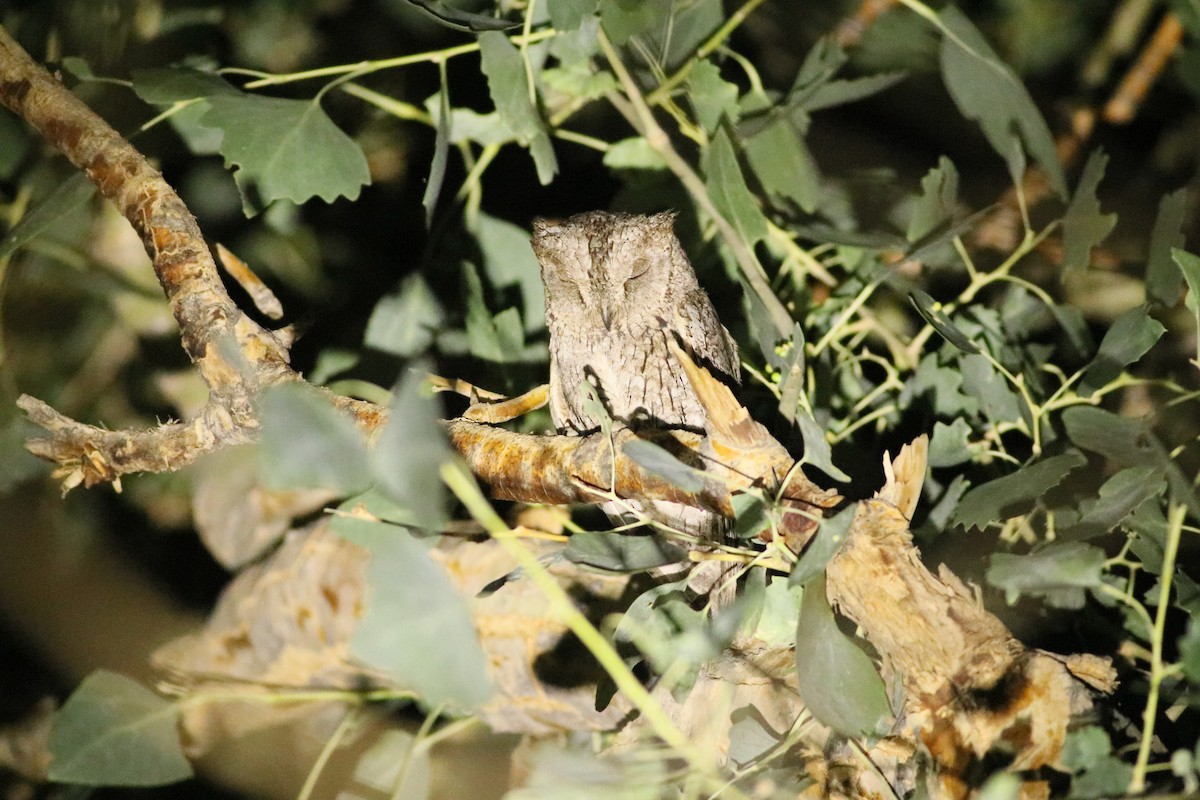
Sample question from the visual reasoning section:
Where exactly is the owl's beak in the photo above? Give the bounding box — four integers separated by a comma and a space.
600, 303, 613, 331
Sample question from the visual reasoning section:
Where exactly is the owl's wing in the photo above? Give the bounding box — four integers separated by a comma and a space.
547, 356, 572, 433
673, 292, 740, 383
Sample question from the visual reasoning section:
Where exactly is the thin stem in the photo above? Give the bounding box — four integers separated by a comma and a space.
646, 0, 771, 105
390, 703, 445, 800
297, 706, 360, 800
1130, 503, 1186, 793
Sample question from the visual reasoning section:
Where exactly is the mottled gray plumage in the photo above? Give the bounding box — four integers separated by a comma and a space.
532, 210, 739, 540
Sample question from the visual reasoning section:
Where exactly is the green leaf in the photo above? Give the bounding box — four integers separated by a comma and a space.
928, 417, 976, 467
795, 409, 850, 482
563, 531, 686, 573
541, 61, 617, 100
427, 97, 515, 146
741, 99, 821, 213
337, 516, 493, 711
730, 492, 769, 540
364, 274, 445, 358
951, 452, 1087, 532
512, 743, 665, 800
938, 6, 1066, 197
49, 671, 192, 786
1145, 189, 1188, 305
402, 0, 519, 31
0, 172, 96, 260
1057, 465, 1164, 540
802, 71, 906, 112
907, 156, 958, 243
976, 774, 1020, 800
703, 126, 768, 247
203, 93, 370, 214
1180, 617, 1200, 684
463, 262, 527, 363
131, 66, 239, 104
909, 289, 980, 354
369, 369, 451, 531
987, 542, 1105, 608
1061, 150, 1117, 272
753, 576, 804, 647
602, 137, 667, 170
1071, 757, 1133, 800
727, 706, 784, 768
259, 383, 371, 493
548, 0, 597, 30
1062, 406, 1155, 466
622, 439, 704, 492
1078, 304, 1165, 397
478, 31, 558, 185
688, 59, 739, 133
790, 505, 853, 587
960, 353, 1024, 427
598, 0, 666, 45
422, 80, 450, 226
794, 574, 890, 737
1173, 248, 1200, 340
474, 212, 547, 333
1061, 726, 1113, 772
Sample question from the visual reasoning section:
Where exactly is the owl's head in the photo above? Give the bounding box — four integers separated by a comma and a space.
531, 210, 687, 332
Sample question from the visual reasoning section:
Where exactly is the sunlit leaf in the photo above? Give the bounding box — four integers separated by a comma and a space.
794, 409, 850, 482
1062, 150, 1117, 272
364, 273, 445, 358
1180, 618, 1200, 684
512, 742, 665, 800
753, 576, 804, 647
338, 516, 493, 711
1145, 189, 1188, 305
951, 452, 1087, 532
602, 137, 667, 170
369, 370, 450, 530
622, 439, 704, 492
49, 671, 191, 786
794, 574, 890, 736
987, 542, 1105, 608
909, 289, 980, 354
938, 7, 1066, 196
1078, 304, 1165, 396
563, 531, 686, 573
259, 383, 371, 493
203, 93, 370, 214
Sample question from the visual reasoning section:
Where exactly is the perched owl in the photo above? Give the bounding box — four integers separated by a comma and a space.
531, 210, 740, 540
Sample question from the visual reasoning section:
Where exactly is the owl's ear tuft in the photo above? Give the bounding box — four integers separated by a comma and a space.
648, 210, 678, 230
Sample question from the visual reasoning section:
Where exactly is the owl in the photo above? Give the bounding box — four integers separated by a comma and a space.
531, 210, 740, 540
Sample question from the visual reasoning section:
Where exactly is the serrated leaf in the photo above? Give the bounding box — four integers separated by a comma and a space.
794, 574, 890, 736
1062, 406, 1155, 465
364, 273, 445, 357
203, 93, 370, 214
478, 31, 558, 185
602, 137, 667, 170
1145, 189, 1188, 305
1057, 465, 1163, 540
951, 452, 1087, 532
1061, 726, 1113, 772
741, 99, 821, 213
131, 66, 239, 104
622, 439, 704, 492
907, 156, 958, 243
403, 0, 518, 31
426, 96, 515, 146
987, 542, 1105, 608
1078, 304, 1165, 396
960, 353, 1024, 427
259, 383, 371, 493
463, 262, 527, 363
563, 531, 686, 573
49, 671, 192, 786
802, 71, 906, 112
541, 61, 617, 100
909, 289, 980, 354
688, 59, 739, 133
1062, 150, 1117, 272
704, 126, 768, 247
0, 172, 96, 260
928, 417, 975, 467
939, 7, 1066, 197
369, 369, 450, 531
337, 516, 493, 711
790, 505, 853, 586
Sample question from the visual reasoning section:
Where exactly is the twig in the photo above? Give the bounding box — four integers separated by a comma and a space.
1104, 12, 1184, 124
